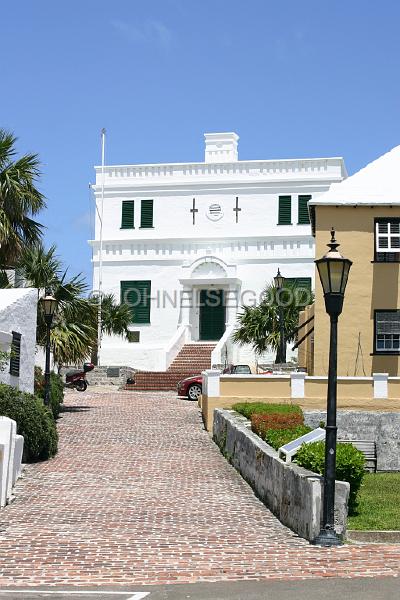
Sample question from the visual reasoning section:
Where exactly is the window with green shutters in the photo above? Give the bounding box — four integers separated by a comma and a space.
278, 196, 292, 225
121, 200, 135, 229
121, 281, 151, 324
140, 199, 154, 228
298, 195, 311, 224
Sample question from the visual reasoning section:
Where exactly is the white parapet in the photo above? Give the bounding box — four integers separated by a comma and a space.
0, 417, 17, 507
12, 434, 24, 487
291, 372, 306, 399
373, 373, 388, 399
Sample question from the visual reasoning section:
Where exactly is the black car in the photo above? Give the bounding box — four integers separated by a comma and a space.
222, 364, 252, 374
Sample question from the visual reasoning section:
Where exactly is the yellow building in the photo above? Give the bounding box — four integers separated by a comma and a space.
302, 145, 400, 376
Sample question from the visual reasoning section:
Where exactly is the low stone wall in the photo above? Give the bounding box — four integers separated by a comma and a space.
213, 409, 350, 541
87, 366, 135, 387
201, 370, 400, 432
305, 411, 400, 471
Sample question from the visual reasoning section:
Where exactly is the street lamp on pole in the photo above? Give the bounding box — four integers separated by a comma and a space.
313, 229, 352, 547
274, 268, 286, 364
40, 292, 58, 407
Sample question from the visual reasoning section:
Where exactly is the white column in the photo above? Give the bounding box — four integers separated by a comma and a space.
225, 286, 239, 326
180, 286, 192, 331
291, 372, 305, 399
203, 369, 221, 397
373, 373, 388, 399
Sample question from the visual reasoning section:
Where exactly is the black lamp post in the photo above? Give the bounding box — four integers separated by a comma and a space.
40, 292, 58, 407
274, 268, 286, 364
313, 229, 352, 547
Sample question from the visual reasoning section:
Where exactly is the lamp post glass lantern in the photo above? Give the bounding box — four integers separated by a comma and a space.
274, 268, 286, 364
40, 292, 58, 407
313, 229, 352, 547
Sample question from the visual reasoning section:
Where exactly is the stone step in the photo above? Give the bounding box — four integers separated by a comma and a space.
126, 370, 201, 391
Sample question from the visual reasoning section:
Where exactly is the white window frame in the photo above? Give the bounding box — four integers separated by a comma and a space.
375, 310, 400, 353
376, 220, 400, 253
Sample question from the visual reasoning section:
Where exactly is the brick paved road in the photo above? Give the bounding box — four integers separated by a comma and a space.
0, 389, 399, 587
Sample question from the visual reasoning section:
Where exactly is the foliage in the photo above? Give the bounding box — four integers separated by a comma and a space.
251, 412, 304, 439
0, 129, 45, 267
235, 401, 310, 451
34, 366, 64, 418
0, 270, 11, 288
233, 280, 313, 362
233, 401, 303, 420
263, 425, 313, 451
0, 383, 58, 462
0, 349, 10, 371
16, 244, 132, 369
295, 441, 365, 514
348, 473, 400, 530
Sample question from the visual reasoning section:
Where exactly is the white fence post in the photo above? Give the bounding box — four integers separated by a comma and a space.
203, 369, 221, 397
291, 372, 306, 399
373, 372, 388, 399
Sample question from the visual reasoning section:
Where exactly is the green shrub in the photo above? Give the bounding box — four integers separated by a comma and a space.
263, 425, 313, 451
251, 412, 304, 438
233, 402, 303, 420
295, 441, 366, 514
0, 383, 58, 462
34, 367, 64, 418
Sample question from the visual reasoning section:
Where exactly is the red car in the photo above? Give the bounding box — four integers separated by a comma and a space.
177, 365, 251, 400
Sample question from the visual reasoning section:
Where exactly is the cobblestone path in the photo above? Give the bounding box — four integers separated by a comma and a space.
0, 389, 399, 587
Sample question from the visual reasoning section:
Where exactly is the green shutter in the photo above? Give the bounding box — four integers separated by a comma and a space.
278, 196, 291, 225
298, 195, 311, 224
285, 277, 312, 291
121, 200, 135, 229
140, 199, 153, 228
121, 281, 151, 324
9, 331, 21, 377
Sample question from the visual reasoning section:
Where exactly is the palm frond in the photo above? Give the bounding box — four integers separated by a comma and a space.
0, 128, 45, 267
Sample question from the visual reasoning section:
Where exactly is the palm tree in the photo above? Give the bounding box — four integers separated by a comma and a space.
0, 129, 45, 268
233, 281, 312, 363
88, 293, 133, 364
17, 244, 132, 370
18, 244, 95, 370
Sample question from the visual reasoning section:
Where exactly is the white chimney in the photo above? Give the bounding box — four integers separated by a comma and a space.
204, 132, 239, 163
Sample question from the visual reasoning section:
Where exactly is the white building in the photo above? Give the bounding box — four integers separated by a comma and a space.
0, 288, 38, 394
90, 132, 346, 371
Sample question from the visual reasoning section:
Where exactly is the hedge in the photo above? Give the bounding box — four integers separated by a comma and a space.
34, 367, 64, 418
0, 383, 58, 462
263, 425, 313, 451
233, 402, 303, 420
296, 441, 366, 514
251, 412, 304, 439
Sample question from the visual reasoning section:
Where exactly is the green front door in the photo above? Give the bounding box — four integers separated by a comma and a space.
199, 289, 226, 341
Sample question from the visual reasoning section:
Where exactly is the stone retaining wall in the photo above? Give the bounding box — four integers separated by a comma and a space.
213, 409, 350, 541
60, 366, 135, 388
304, 410, 400, 471
86, 366, 135, 387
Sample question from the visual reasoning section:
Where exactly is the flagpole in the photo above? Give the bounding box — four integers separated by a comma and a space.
97, 128, 106, 366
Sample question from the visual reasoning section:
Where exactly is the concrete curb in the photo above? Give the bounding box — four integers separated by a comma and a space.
347, 529, 400, 543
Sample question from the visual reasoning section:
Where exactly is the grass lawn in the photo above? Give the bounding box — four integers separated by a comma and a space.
348, 473, 400, 530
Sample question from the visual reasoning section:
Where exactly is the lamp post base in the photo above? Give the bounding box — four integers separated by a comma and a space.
312, 528, 343, 547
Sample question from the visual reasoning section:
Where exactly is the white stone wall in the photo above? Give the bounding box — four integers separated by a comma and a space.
0, 289, 38, 394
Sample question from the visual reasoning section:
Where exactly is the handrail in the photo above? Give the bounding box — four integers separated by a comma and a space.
211, 324, 235, 367
164, 325, 188, 370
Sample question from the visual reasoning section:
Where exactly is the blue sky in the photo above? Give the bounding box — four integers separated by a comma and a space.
1, 0, 400, 283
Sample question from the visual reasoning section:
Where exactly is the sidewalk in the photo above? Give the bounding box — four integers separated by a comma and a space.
0, 389, 399, 587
